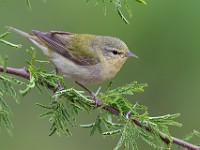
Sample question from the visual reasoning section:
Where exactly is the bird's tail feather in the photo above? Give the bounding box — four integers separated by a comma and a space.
5, 26, 32, 39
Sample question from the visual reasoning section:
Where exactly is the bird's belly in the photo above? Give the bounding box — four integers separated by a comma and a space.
49, 52, 113, 84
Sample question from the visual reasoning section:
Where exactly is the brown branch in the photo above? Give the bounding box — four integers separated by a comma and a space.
0, 65, 200, 150
0, 66, 30, 79
99, 104, 200, 150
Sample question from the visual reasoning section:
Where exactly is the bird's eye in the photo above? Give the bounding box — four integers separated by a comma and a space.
112, 50, 118, 55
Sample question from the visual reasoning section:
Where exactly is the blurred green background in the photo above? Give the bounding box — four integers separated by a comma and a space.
1, 0, 200, 149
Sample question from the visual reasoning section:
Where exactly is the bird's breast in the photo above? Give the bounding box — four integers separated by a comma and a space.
44, 50, 124, 84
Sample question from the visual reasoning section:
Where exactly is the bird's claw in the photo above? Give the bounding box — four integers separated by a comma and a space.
53, 80, 64, 92
125, 102, 139, 118
91, 86, 102, 107
75, 81, 102, 107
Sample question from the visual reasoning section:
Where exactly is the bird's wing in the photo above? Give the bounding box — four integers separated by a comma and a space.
32, 30, 100, 66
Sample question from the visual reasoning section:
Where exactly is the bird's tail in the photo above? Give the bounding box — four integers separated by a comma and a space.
5, 26, 32, 39
5, 26, 48, 54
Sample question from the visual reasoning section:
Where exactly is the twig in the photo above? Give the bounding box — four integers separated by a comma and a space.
0, 66, 30, 79
0, 65, 200, 150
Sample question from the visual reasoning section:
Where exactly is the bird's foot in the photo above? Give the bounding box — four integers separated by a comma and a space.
53, 67, 64, 92
53, 80, 64, 93
75, 81, 101, 107
91, 86, 101, 106
124, 102, 139, 119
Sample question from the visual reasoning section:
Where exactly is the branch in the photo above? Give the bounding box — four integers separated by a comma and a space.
0, 66, 30, 79
0, 65, 200, 150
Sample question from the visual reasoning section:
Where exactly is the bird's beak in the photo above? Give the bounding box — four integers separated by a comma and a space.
126, 51, 139, 58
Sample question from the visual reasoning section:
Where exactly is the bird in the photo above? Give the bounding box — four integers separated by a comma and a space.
7, 26, 138, 85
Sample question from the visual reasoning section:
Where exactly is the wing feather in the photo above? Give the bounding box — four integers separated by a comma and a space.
32, 30, 99, 66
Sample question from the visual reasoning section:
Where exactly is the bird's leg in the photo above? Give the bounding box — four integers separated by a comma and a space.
95, 86, 101, 96
125, 102, 139, 119
75, 81, 101, 106
92, 86, 101, 105
54, 67, 64, 92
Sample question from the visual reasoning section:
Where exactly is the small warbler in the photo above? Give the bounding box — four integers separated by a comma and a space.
8, 27, 138, 84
